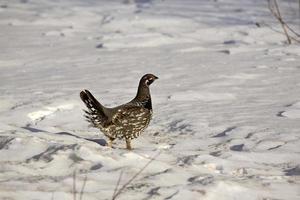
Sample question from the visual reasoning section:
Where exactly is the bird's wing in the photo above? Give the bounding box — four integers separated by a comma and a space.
111, 105, 151, 128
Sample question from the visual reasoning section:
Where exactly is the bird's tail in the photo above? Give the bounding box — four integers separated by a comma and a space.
80, 90, 107, 126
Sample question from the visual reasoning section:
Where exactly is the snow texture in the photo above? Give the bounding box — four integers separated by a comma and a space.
0, 0, 300, 199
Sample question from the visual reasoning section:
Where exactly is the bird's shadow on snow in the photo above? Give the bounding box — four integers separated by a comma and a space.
21, 126, 107, 146
56, 132, 107, 146
22, 126, 47, 133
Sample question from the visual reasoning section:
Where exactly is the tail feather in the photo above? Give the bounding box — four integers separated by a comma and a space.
84, 90, 105, 111
80, 90, 108, 127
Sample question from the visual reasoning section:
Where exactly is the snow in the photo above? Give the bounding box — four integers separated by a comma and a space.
27, 104, 75, 121
1, 0, 300, 199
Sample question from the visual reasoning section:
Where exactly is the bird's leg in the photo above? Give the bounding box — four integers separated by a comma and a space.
126, 139, 132, 150
107, 138, 114, 148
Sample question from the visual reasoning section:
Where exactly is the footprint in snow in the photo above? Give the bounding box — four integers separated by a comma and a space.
276, 101, 300, 119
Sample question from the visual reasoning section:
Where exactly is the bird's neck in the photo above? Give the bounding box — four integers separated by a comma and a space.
134, 82, 152, 109
135, 84, 150, 101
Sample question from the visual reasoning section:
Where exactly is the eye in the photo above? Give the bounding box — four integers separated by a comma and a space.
145, 78, 154, 85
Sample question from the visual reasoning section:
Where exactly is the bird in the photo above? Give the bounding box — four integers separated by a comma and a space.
80, 74, 158, 150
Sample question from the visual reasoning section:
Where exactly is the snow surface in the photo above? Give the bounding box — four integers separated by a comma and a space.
1, 0, 300, 199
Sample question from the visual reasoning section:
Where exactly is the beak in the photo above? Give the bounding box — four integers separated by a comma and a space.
154, 76, 159, 80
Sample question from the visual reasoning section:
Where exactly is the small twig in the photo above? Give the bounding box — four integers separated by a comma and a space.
73, 170, 77, 200
79, 174, 88, 200
112, 151, 161, 200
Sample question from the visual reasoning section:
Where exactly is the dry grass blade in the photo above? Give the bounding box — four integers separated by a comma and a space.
112, 151, 161, 200
268, 0, 279, 18
284, 23, 300, 38
79, 174, 88, 200
261, 22, 300, 42
73, 170, 77, 200
112, 170, 124, 199
268, 0, 291, 44
267, 0, 300, 44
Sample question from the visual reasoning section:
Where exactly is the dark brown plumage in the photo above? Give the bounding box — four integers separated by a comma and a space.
80, 74, 158, 150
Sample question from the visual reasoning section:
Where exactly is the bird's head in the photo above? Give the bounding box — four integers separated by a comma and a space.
140, 74, 159, 87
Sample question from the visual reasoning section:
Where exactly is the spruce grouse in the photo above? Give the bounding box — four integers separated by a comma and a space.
80, 74, 158, 150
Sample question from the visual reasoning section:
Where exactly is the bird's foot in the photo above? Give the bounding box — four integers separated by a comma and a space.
126, 139, 132, 150
107, 139, 114, 148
